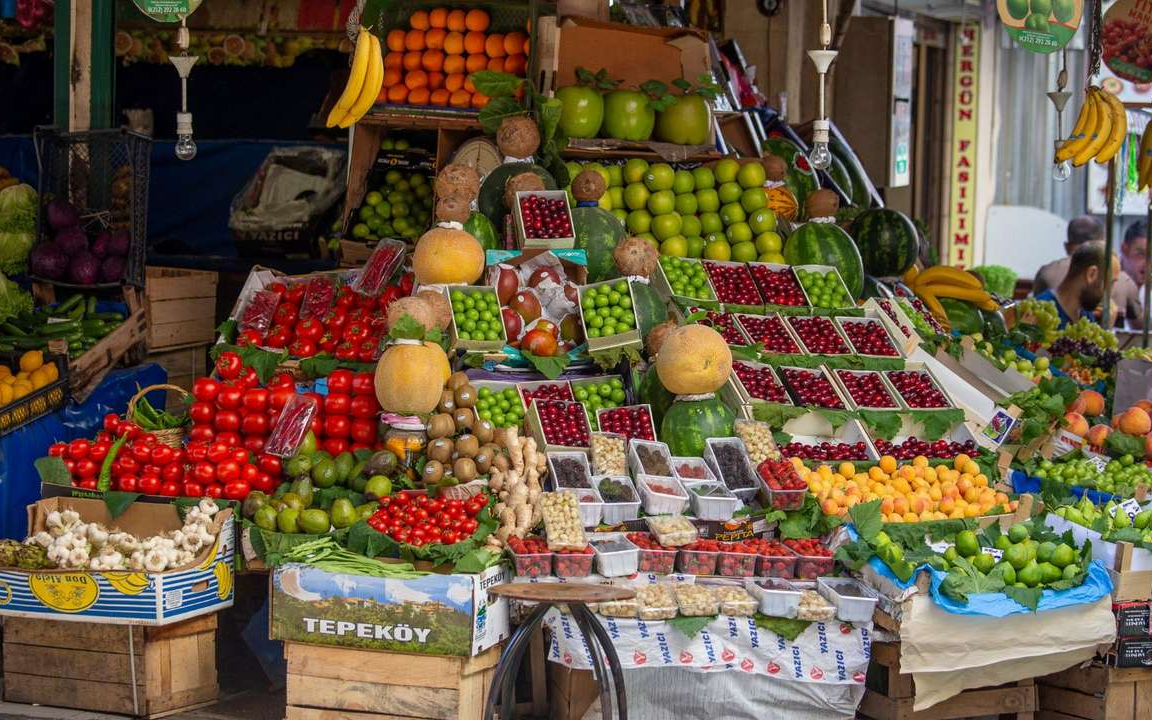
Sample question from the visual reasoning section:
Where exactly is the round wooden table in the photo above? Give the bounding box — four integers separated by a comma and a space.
484, 583, 636, 720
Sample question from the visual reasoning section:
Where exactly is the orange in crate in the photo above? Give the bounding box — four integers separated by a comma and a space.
443, 53, 465, 74
426, 70, 444, 90
404, 69, 428, 89
444, 31, 464, 55
503, 32, 525, 56
464, 75, 476, 93
450, 89, 471, 107
387, 85, 408, 103
382, 67, 402, 87
386, 29, 407, 52
523, 38, 530, 55
408, 87, 431, 105
426, 28, 446, 50
463, 31, 486, 55
465, 9, 489, 32
445, 73, 465, 92
429, 8, 449, 28
465, 54, 487, 73
422, 49, 444, 71
384, 51, 402, 69
404, 30, 425, 51
430, 88, 450, 106
409, 10, 430, 30
403, 50, 423, 71
446, 9, 466, 31
486, 57, 504, 72
471, 92, 490, 109
504, 54, 526, 76
485, 34, 505, 58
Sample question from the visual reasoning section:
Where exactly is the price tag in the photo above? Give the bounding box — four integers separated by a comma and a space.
1088, 455, 1110, 474
1112, 498, 1143, 522
928, 540, 953, 554
980, 410, 1017, 449
985, 547, 1004, 561
1050, 429, 1085, 458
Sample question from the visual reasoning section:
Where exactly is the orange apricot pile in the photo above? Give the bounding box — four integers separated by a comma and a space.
379, 8, 529, 108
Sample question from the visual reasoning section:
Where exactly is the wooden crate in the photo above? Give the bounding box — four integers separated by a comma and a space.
284, 642, 499, 720
145, 266, 218, 351
70, 290, 148, 403
1106, 541, 1152, 602
2, 614, 218, 719
859, 640, 1037, 720
147, 344, 209, 405
1038, 663, 1152, 720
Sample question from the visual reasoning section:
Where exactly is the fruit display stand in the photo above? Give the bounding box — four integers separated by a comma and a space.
2, 614, 219, 718
1038, 663, 1152, 720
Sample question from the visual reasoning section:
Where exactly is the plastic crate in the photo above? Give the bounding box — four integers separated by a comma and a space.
33, 127, 150, 288
677, 546, 719, 575
716, 544, 758, 577
0, 352, 68, 437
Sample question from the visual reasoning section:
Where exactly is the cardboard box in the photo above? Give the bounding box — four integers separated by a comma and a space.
269, 563, 511, 657
1116, 601, 1152, 638
1102, 637, 1152, 668
0, 497, 235, 625
553, 18, 710, 93
514, 190, 576, 249
485, 248, 588, 286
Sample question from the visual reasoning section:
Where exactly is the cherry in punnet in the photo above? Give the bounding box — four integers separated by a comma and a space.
519, 194, 572, 240
733, 362, 789, 403
736, 314, 801, 353
780, 439, 870, 462
781, 368, 844, 409
787, 316, 850, 355
597, 405, 655, 441
835, 370, 897, 409
692, 308, 747, 345
749, 265, 807, 307
886, 370, 949, 408
872, 437, 978, 460
841, 319, 900, 357
703, 261, 763, 306
536, 399, 591, 447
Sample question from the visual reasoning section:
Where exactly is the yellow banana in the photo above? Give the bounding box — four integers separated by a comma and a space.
912, 265, 982, 291
326, 27, 370, 128
916, 289, 951, 331
339, 33, 383, 128
921, 283, 994, 305
1074, 92, 1112, 166
1094, 89, 1127, 164
902, 266, 919, 286
975, 298, 1002, 312
1055, 88, 1097, 163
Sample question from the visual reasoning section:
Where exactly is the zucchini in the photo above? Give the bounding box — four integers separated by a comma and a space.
0, 344, 14, 352
92, 312, 125, 322
37, 320, 81, 337
86, 295, 98, 316
2, 323, 27, 337
81, 319, 107, 336
55, 294, 84, 315
10, 337, 45, 350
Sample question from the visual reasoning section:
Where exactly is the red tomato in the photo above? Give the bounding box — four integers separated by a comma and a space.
239, 367, 260, 389
150, 445, 175, 466
223, 480, 251, 500
192, 377, 220, 402
206, 484, 224, 499
117, 455, 140, 475
318, 335, 338, 355
162, 463, 183, 483
323, 393, 351, 416
189, 425, 215, 443
193, 461, 216, 484
327, 369, 353, 394
215, 351, 243, 380
274, 302, 299, 326
289, 338, 317, 358
159, 481, 180, 497
182, 481, 204, 497
217, 385, 243, 410
284, 283, 306, 304
67, 439, 91, 460
252, 472, 276, 493
258, 454, 282, 476
399, 272, 414, 295
130, 443, 153, 463
335, 340, 358, 361
186, 442, 208, 462
118, 475, 139, 493
294, 318, 324, 342
349, 394, 378, 419
231, 448, 250, 465
241, 412, 268, 436
241, 463, 260, 483
216, 460, 241, 483
357, 339, 379, 363
48, 442, 68, 457
206, 441, 231, 463
63, 458, 75, 474
267, 282, 288, 295
351, 372, 375, 396
264, 324, 293, 349
189, 401, 215, 424
138, 475, 161, 495
236, 329, 263, 347
343, 321, 370, 343
378, 285, 403, 312
350, 418, 377, 445
325, 307, 348, 335
323, 415, 351, 439
322, 437, 350, 456
74, 458, 98, 478
103, 413, 121, 434
216, 431, 242, 448
213, 410, 241, 432
243, 435, 266, 454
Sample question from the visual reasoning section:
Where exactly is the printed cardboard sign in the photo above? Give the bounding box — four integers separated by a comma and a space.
131, 0, 201, 22
981, 409, 1018, 448
999, 0, 1083, 53
1103, 0, 1152, 82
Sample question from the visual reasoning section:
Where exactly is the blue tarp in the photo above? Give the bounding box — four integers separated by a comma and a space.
0, 363, 165, 539
1009, 468, 1121, 504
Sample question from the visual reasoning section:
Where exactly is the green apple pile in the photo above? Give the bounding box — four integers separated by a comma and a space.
657, 256, 715, 301
937, 524, 1082, 590
1055, 495, 1152, 540
475, 386, 527, 429
970, 335, 1052, 380
450, 288, 504, 342
574, 377, 627, 429
351, 168, 434, 243
580, 280, 637, 339
565, 158, 783, 264
1033, 455, 1151, 497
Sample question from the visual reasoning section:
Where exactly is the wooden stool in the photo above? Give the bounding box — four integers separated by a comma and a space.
484, 583, 636, 720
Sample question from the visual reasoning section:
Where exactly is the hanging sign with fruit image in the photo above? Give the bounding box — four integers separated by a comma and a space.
1102, 0, 1152, 82
999, 0, 1082, 54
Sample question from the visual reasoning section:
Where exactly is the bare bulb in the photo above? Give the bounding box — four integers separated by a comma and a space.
1052, 160, 1071, 182
808, 141, 833, 171
175, 134, 197, 161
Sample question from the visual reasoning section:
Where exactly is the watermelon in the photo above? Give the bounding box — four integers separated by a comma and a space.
637, 364, 676, 428
850, 208, 919, 278
938, 297, 983, 334
782, 222, 865, 299
463, 212, 499, 251
762, 137, 819, 207
477, 163, 556, 233
980, 308, 1008, 337
572, 206, 624, 282
661, 394, 736, 457
862, 276, 895, 300
629, 280, 669, 342
830, 139, 874, 208
828, 155, 854, 204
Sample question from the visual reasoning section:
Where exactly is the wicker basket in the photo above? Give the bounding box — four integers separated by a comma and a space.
127, 384, 189, 448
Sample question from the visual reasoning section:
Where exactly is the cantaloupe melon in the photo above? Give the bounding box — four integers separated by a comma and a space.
655, 324, 732, 395
412, 226, 485, 285
375, 340, 450, 414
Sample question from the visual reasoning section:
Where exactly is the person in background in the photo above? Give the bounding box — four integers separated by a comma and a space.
1115, 220, 1146, 329
1032, 215, 1103, 295
1034, 241, 1121, 329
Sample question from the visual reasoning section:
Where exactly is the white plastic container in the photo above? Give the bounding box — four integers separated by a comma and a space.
671, 456, 718, 483
636, 474, 689, 515
747, 578, 801, 618
595, 475, 641, 524
644, 515, 698, 547
703, 437, 760, 501
817, 577, 879, 623
547, 451, 594, 491
628, 439, 676, 478
684, 481, 738, 521
572, 485, 604, 528
590, 532, 639, 577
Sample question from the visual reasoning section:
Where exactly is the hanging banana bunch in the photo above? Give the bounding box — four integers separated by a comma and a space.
1054, 86, 1128, 168
904, 265, 999, 327
325, 27, 384, 129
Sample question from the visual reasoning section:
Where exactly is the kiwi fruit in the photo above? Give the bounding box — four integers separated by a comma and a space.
439, 389, 456, 414
453, 457, 478, 483
473, 447, 493, 474
473, 418, 495, 445
454, 384, 477, 408
453, 407, 475, 432
422, 460, 445, 485
447, 371, 470, 390
454, 434, 479, 458
427, 413, 455, 439
427, 438, 454, 464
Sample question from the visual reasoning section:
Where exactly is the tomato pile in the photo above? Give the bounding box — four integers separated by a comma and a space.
308, 368, 384, 456
51, 415, 282, 500
366, 492, 488, 547
237, 274, 411, 360
1103, 19, 1152, 73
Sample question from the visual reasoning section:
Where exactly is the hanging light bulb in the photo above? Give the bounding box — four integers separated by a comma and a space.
809, 120, 833, 171
1053, 159, 1071, 182
807, 0, 836, 173
170, 23, 199, 162
175, 112, 197, 161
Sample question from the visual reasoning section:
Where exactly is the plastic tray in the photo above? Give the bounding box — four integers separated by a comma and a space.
634, 543, 678, 575
672, 456, 717, 483
817, 577, 879, 622
590, 431, 628, 476
673, 583, 719, 616
713, 584, 759, 616
703, 437, 760, 501
768, 487, 807, 512
540, 491, 587, 551
628, 438, 675, 478
509, 541, 553, 578
596, 476, 641, 525
553, 549, 595, 577
716, 545, 758, 577
747, 578, 801, 618
597, 595, 639, 618
733, 419, 776, 465
0, 351, 68, 438
548, 451, 594, 490
789, 549, 835, 580
644, 515, 698, 547
677, 546, 719, 575
590, 532, 639, 577
636, 584, 678, 620
756, 551, 798, 579
572, 486, 604, 528
685, 481, 738, 522
636, 474, 689, 515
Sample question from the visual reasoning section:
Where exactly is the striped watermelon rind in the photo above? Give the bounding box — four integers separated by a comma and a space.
850, 208, 920, 278
572, 206, 624, 283
463, 211, 499, 251
938, 297, 983, 335
762, 137, 819, 207
782, 222, 866, 300
660, 394, 736, 457
629, 280, 669, 342
477, 163, 556, 233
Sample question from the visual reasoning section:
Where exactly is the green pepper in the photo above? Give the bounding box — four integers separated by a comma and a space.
98, 434, 129, 492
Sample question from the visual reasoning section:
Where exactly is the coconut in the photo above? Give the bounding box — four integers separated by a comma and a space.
804, 188, 840, 219
762, 154, 788, 182
386, 296, 438, 334
434, 194, 472, 224
435, 164, 481, 200
613, 236, 660, 278
645, 320, 678, 357
504, 172, 546, 209
417, 289, 453, 331
571, 169, 606, 203
496, 116, 541, 158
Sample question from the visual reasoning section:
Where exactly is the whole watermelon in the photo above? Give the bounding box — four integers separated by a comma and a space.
828, 155, 854, 204
629, 280, 669, 341
762, 137, 819, 207
637, 364, 676, 428
464, 212, 499, 251
661, 394, 735, 457
783, 222, 865, 299
573, 206, 624, 282
830, 141, 873, 208
477, 163, 556, 233
938, 297, 983, 334
850, 208, 919, 278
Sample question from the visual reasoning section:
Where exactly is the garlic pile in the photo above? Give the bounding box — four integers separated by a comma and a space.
26, 500, 221, 573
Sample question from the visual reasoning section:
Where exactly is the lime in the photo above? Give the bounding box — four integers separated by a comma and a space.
994, 534, 1012, 551
660, 235, 688, 257
644, 163, 675, 191
365, 190, 383, 206
704, 239, 732, 261
624, 183, 650, 210
597, 193, 613, 211
608, 186, 625, 208
626, 209, 652, 234
736, 161, 767, 189
651, 213, 683, 241
740, 187, 768, 213
718, 182, 743, 205
714, 158, 740, 184
1018, 560, 1042, 588
693, 167, 716, 189
647, 189, 676, 216
624, 158, 649, 184
675, 193, 698, 216
731, 241, 758, 263
673, 170, 695, 194
696, 188, 720, 213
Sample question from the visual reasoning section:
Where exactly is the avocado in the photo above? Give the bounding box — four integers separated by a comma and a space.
365, 475, 393, 501
286, 453, 313, 478
280, 492, 305, 512
254, 505, 278, 531
351, 473, 369, 493
299, 508, 331, 535
334, 452, 355, 486
364, 450, 399, 477
298, 431, 318, 456
330, 498, 356, 529
355, 502, 379, 520
277, 508, 301, 534
311, 458, 337, 489
242, 490, 268, 519
290, 477, 314, 507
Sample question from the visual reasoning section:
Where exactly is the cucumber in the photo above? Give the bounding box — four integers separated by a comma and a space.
81, 319, 107, 336
92, 312, 124, 322
86, 296, 97, 316
0, 344, 14, 352
10, 337, 45, 350
2, 323, 27, 337
55, 294, 84, 315
38, 320, 81, 337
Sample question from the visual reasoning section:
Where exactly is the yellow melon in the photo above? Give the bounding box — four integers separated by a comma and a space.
412, 226, 485, 285
655, 324, 732, 395
374, 340, 450, 414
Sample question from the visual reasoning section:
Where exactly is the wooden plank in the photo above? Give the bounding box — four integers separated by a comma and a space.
5, 673, 136, 715
146, 612, 217, 641
1038, 712, 1092, 720
1039, 664, 1112, 695
146, 267, 217, 301
150, 297, 216, 325
285, 643, 496, 688
3, 616, 143, 653
1136, 675, 1152, 719
861, 684, 1036, 720
455, 667, 491, 720
1106, 680, 1137, 720
1037, 686, 1105, 720
149, 317, 216, 350
286, 673, 460, 720
529, 627, 548, 717
3, 643, 144, 685
287, 707, 410, 720
144, 685, 218, 718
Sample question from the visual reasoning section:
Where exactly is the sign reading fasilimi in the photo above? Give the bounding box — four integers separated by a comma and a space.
946, 24, 979, 270
998, 0, 1083, 54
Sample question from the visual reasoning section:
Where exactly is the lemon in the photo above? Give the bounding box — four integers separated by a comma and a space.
43, 362, 58, 382
0, 384, 12, 405
0, 365, 10, 377
12, 382, 31, 400
0, 375, 13, 385
19, 350, 43, 374
29, 368, 50, 390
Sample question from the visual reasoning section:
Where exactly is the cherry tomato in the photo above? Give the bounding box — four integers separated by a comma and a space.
215, 351, 243, 380
159, 481, 180, 497
258, 454, 282, 476
239, 366, 260, 389
63, 458, 76, 474
289, 338, 318, 358
243, 435, 266, 454
230, 448, 250, 465
214, 409, 241, 433
460, 518, 478, 535
118, 475, 139, 493
68, 439, 91, 460
89, 443, 110, 463
323, 415, 351, 439
130, 443, 153, 463
138, 475, 161, 495
223, 480, 251, 500
327, 369, 353, 394
241, 412, 268, 436
264, 324, 293, 349
252, 472, 276, 493
186, 442, 208, 462
357, 339, 379, 363
216, 385, 243, 410
117, 454, 140, 474
103, 413, 121, 434
192, 377, 220, 402
48, 442, 68, 457
349, 418, 377, 445
189, 425, 215, 443
150, 445, 175, 466
216, 460, 241, 484
322, 437, 350, 456
241, 463, 260, 483
189, 401, 215, 424
193, 461, 216, 484
74, 458, 98, 478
